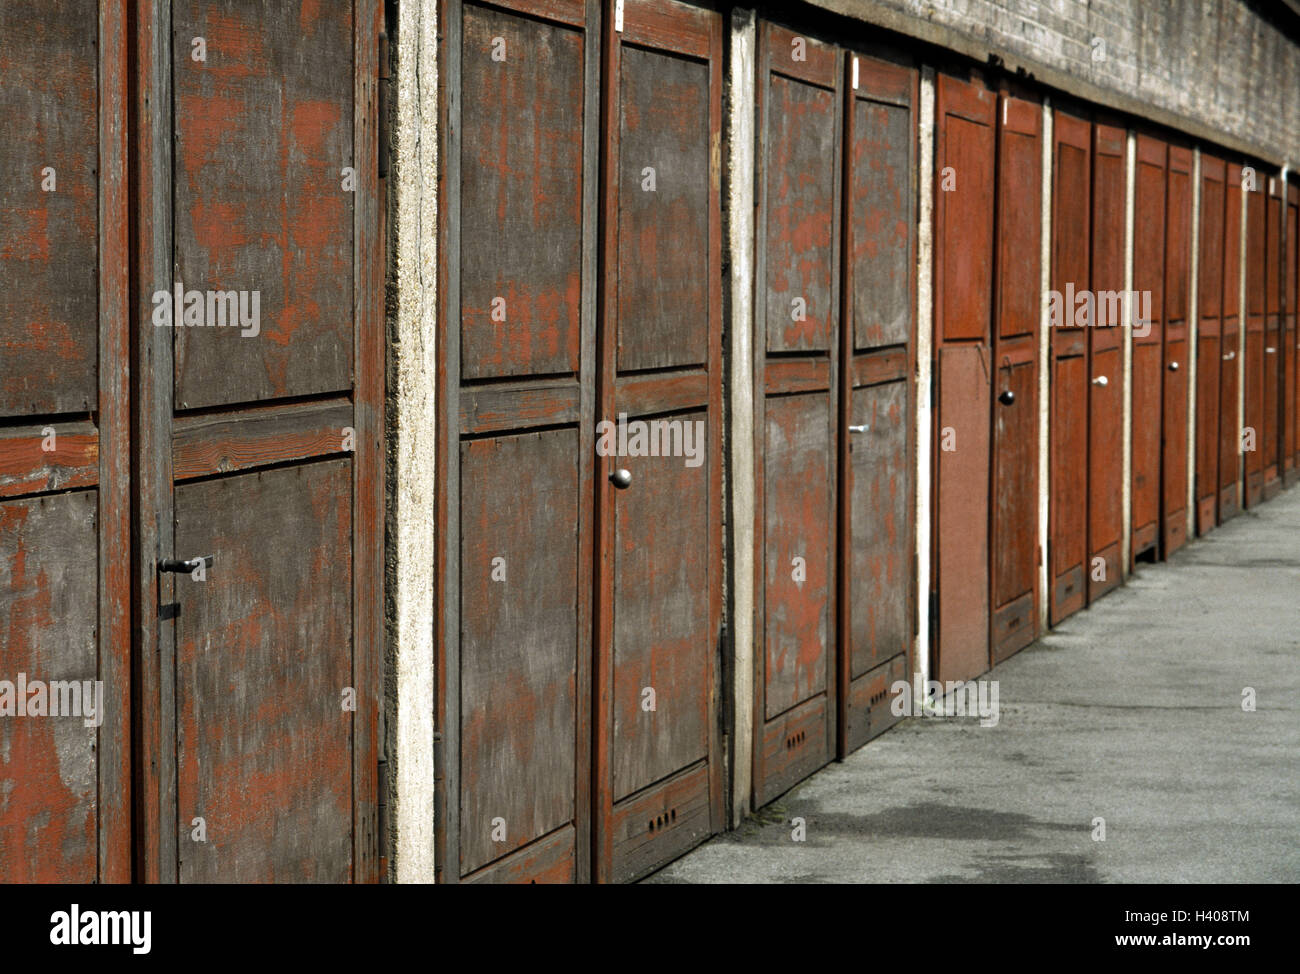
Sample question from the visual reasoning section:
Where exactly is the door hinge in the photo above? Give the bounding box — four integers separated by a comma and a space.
378, 29, 391, 178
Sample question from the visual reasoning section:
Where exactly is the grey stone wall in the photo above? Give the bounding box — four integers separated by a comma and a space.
797, 0, 1300, 166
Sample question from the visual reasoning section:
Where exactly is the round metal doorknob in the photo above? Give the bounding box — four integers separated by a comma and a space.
1265, 346, 1277, 354
609, 468, 632, 489
1092, 375, 1109, 386
998, 389, 1015, 405
1168, 361, 1179, 371
848, 424, 869, 434
1223, 351, 1236, 361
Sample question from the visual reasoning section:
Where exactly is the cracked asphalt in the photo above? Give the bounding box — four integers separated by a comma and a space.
646, 487, 1300, 883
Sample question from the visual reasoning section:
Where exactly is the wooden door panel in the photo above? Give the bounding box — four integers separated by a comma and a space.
599, 0, 722, 882
849, 382, 908, 678
1220, 164, 1244, 521
437, 0, 596, 884
992, 354, 1037, 657
612, 422, 711, 799
1196, 156, 1225, 534
1263, 180, 1283, 493
1162, 336, 1189, 553
1088, 344, 1123, 596
752, 21, 838, 807
932, 73, 993, 685
0, 5, 98, 417
173, 463, 353, 883
615, 45, 711, 372
838, 53, 916, 755
0, 1, 130, 883
1244, 180, 1266, 506
1287, 185, 1298, 482
1131, 136, 1166, 561
0, 493, 99, 881
1050, 112, 1088, 620
1051, 353, 1087, 620
459, 4, 584, 381
459, 430, 580, 877
764, 394, 833, 718
1088, 123, 1125, 598
990, 94, 1040, 659
763, 73, 837, 354
136, 0, 383, 884
171, 0, 354, 410
849, 97, 912, 349
938, 115, 995, 342
936, 345, 990, 684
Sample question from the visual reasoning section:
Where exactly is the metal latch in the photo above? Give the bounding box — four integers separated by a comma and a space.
160, 555, 214, 575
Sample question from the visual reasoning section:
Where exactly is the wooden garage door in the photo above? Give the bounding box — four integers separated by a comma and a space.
0, 1, 130, 883
596, 0, 724, 883
1088, 122, 1126, 597
1195, 155, 1225, 536
990, 93, 1041, 661
838, 51, 917, 752
1220, 163, 1244, 522
753, 22, 840, 806
1131, 135, 1165, 563
437, 0, 596, 884
1263, 176, 1283, 499
1244, 176, 1266, 508
1050, 111, 1090, 622
1161, 145, 1191, 556
1287, 182, 1298, 486
135, 0, 383, 883
933, 73, 995, 685
437, 0, 722, 885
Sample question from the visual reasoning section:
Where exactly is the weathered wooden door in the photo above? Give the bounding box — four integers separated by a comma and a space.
1195, 155, 1225, 535
1220, 163, 1244, 522
595, 0, 724, 882
1131, 135, 1165, 563
135, 0, 384, 882
1161, 145, 1191, 556
0, 1, 130, 882
1263, 176, 1283, 499
1049, 111, 1090, 621
1287, 182, 1299, 486
837, 51, 917, 752
753, 22, 841, 805
989, 93, 1041, 661
436, 0, 598, 884
1244, 176, 1266, 507
1088, 122, 1126, 596
932, 73, 994, 685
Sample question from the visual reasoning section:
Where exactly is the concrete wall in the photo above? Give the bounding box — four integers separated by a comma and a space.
795, 0, 1300, 167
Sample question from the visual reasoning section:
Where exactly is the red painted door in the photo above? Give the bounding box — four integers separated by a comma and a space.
1288, 183, 1299, 485
0, 1, 130, 882
1244, 176, 1266, 507
1220, 164, 1244, 522
990, 94, 1041, 661
837, 52, 917, 752
1263, 177, 1283, 498
596, 0, 725, 883
1161, 145, 1192, 556
1195, 155, 1226, 535
134, 0, 385, 882
1050, 111, 1089, 621
753, 22, 840, 805
933, 73, 995, 685
1131, 135, 1166, 563
1088, 123, 1126, 597
436, 0, 598, 884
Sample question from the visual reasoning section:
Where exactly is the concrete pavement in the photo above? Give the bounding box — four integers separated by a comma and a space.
647, 487, 1300, 883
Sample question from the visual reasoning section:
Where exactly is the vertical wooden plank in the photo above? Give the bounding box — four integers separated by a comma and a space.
1088, 122, 1126, 599
1220, 163, 1243, 521
1195, 155, 1225, 535
1161, 144, 1191, 556
1130, 135, 1165, 562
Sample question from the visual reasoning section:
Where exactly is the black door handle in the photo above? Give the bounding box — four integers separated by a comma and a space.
998, 389, 1015, 406
160, 555, 214, 574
